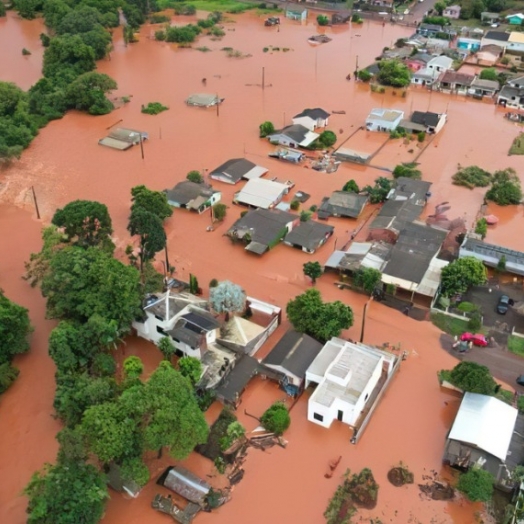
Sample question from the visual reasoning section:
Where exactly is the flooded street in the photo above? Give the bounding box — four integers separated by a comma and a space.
0, 9, 521, 524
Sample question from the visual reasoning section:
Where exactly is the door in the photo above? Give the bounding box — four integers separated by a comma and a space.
337, 410, 343, 422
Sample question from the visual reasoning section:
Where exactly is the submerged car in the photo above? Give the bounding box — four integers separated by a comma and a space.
496, 295, 511, 315
460, 332, 488, 347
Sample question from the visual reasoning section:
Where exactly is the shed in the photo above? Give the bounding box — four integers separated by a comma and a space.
98, 127, 148, 150
159, 466, 211, 505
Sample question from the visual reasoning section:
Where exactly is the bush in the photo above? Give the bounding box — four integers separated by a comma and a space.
290, 200, 300, 210
149, 14, 170, 23
209, 26, 225, 37
300, 210, 312, 222
452, 166, 492, 189
22, 48, 32, 56
475, 218, 487, 240
479, 68, 498, 81
353, 267, 382, 295
212, 203, 227, 222
417, 131, 426, 143
422, 15, 449, 25
518, 395, 524, 413
485, 168, 523, 205
392, 163, 421, 179
317, 15, 329, 26
357, 69, 372, 82
342, 180, 359, 193
449, 361, 497, 395
457, 468, 494, 502
165, 24, 201, 43
261, 402, 290, 434
187, 170, 203, 183
351, 13, 363, 23
467, 311, 482, 333
377, 59, 411, 88
155, 30, 166, 41
259, 121, 275, 138
209, 278, 219, 288
174, 4, 197, 15
318, 130, 337, 147
141, 102, 169, 115
0, 363, 20, 394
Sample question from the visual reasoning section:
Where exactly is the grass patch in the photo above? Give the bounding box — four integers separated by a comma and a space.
509, 133, 524, 155
157, 0, 253, 13
508, 335, 524, 356
431, 312, 469, 337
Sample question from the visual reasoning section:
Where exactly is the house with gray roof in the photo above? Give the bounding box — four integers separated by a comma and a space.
166, 181, 221, 214
262, 329, 323, 393
318, 191, 369, 219
401, 111, 447, 134
267, 124, 319, 148
283, 221, 334, 253
209, 158, 268, 185
497, 84, 524, 110
468, 77, 500, 98
437, 71, 475, 93
226, 208, 298, 255
292, 108, 330, 131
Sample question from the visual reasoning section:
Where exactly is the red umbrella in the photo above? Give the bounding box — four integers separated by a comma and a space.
485, 215, 499, 225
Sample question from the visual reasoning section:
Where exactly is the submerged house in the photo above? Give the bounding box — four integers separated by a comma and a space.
443, 392, 524, 484
209, 158, 268, 185
267, 124, 319, 148
318, 191, 369, 220
283, 220, 334, 253
305, 338, 396, 429
98, 127, 148, 151
436, 71, 475, 94
233, 178, 290, 209
166, 181, 221, 213
292, 108, 330, 131
365, 108, 404, 132
400, 111, 447, 134
159, 466, 211, 505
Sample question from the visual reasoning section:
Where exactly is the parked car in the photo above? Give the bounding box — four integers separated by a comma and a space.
460, 332, 488, 347
517, 375, 524, 387
264, 17, 280, 26
496, 295, 511, 315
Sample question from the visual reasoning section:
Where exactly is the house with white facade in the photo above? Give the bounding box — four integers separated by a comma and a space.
292, 108, 330, 131
365, 108, 404, 132
305, 338, 395, 428
233, 178, 290, 209
166, 181, 221, 214
267, 124, 319, 148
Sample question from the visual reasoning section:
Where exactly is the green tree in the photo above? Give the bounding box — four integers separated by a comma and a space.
130, 185, 173, 221
119, 456, 150, 487
475, 218, 488, 240
377, 59, 412, 88
452, 166, 492, 189
485, 168, 523, 206
261, 402, 290, 434
51, 199, 113, 249
186, 170, 203, 183
128, 207, 167, 269
0, 290, 32, 365
318, 130, 337, 147
449, 361, 497, 395
357, 69, 372, 82
123, 356, 144, 378
178, 356, 203, 385
25, 460, 108, 524
0, 2, 5, 16
342, 179, 359, 193
363, 177, 392, 204
158, 336, 176, 361
41, 246, 142, 331
212, 203, 227, 222
65, 72, 116, 114
457, 467, 494, 502
317, 14, 329, 26
497, 255, 507, 272
259, 121, 275, 138
353, 267, 382, 295
393, 163, 422, 179
440, 257, 487, 297
303, 261, 323, 284
42, 0, 72, 30
479, 67, 498, 81
14, 0, 42, 19
286, 289, 353, 343
300, 210, 312, 222
209, 280, 246, 319
434, 1, 446, 15
0, 363, 20, 394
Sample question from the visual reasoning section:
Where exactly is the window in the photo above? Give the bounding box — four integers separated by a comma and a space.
313, 413, 324, 422
156, 326, 165, 335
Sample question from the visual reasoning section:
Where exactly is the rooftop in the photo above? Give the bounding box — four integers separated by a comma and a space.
144, 291, 208, 322
293, 108, 330, 120
460, 236, 524, 274
214, 355, 259, 404
284, 221, 334, 250
161, 466, 210, 505
319, 191, 369, 219
470, 77, 500, 90
484, 31, 510, 41
439, 71, 475, 85
366, 108, 404, 122
411, 111, 442, 127
210, 158, 268, 183
234, 178, 289, 209
166, 180, 219, 206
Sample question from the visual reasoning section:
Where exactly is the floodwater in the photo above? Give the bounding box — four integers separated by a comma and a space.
0, 9, 520, 524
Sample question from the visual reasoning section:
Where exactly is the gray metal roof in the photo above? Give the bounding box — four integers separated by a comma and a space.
293, 108, 330, 120
284, 221, 334, 250
166, 181, 219, 206
470, 78, 500, 90
484, 30, 510, 41
210, 158, 264, 183
182, 310, 221, 332
319, 191, 369, 218
162, 466, 210, 505
263, 329, 323, 380
411, 111, 441, 127
269, 124, 310, 143
382, 223, 447, 284
215, 355, 259, 403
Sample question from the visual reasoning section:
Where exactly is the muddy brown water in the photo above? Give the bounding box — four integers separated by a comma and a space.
0, 9, 517, 524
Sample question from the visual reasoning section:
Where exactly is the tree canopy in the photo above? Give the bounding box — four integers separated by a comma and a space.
51, 199, 113, 249
457, 467, 494, 502
353, 267, 382, 295
128, 207, 167, 264
261, 402, 291, 434
440, 257, 487, 297
178, 356, 203, 385
448, 361, 497, 395
363, 177, 392, 204
209, 280, 246, 316
451, 166, 492, 189
130, 185, 173, 221
377, 59, 411, 88
286, 289, 353, 343
485, 168, 523, 206
0, 290, 32, 364
303, 261, 323, 284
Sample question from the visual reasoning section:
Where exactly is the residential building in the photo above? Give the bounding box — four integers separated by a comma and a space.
305, 338, 396, 428
267, 124, 319, 148
98, 127, 148, 151
405, 52, 433, 72
262, 329, 323, 394
481, 12, 500, 25
268, 147, 305, 164
507, 33, 524, 56
365, 108, 404, 132
285, 8, 307, 21
401, 111, 447, 134
292, 108, 330, 131
165, 181, 221, 213
508, 75, 524, 88
497, 85, 524, 110
457, 37, 482, 52
506, 13, 524, 25
481, 31, 510, 49
443, 5, 461, 18
416, 23, 443, 38
209, 158, 268, 185
318, 191, 369, 219
324, 241, 391, 275
411, 55, 453, 86
233, 178, 290, 209
475, 45, 502, 66
436, 71, 475, 94
226, 208, 298, 255
443, 392, 524, 484
468, 77, 500, 98
283, 220, 334, 253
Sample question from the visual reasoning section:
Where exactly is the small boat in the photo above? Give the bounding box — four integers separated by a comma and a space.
485, 214, 499, 225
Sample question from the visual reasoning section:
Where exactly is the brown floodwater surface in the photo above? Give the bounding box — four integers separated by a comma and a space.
0, 11, 517, 524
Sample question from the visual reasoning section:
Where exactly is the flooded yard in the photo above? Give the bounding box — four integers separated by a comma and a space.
0, 8, 521, 524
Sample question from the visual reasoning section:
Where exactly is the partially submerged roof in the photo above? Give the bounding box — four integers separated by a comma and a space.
470, 77, 500, 90
215, 355, 259, 404
325, 242, 391, 273
99, 128, 148, 150
319, 191, 369, 218
263, 329, 323, 379
293, 108, 330, 120
227, 208, 297, 247
161, 466, 210, 505
268, 124, 319, 147
186, 93, 222, 107
284, 221, 334, 250
448, 392, 517, 462
411, 111, 442, 127
439, 71, 475, 85
460, 237, 524, 275
366, 108, 404, 122
166, 181, 219, 207
234, 178, 289, 209
210, 158, 268, 184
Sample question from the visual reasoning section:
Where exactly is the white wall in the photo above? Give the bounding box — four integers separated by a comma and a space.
292, 116, 316, 131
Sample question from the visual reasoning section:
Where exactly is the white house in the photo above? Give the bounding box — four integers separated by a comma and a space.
233, 178, 290, 209
292, 108, 330, 131
427, 55, 454, 74
267, 124, 319, 148
306, 338, 395, 428
132, 291, 220, 359
365, 108, 404, 132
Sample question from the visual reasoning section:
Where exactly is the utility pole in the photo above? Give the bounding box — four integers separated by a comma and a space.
359, 297, 373, 343
31, 186, 40, 219
262, 67, 265, 90
216, 95, 220, 117
139, 134, 144, 159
